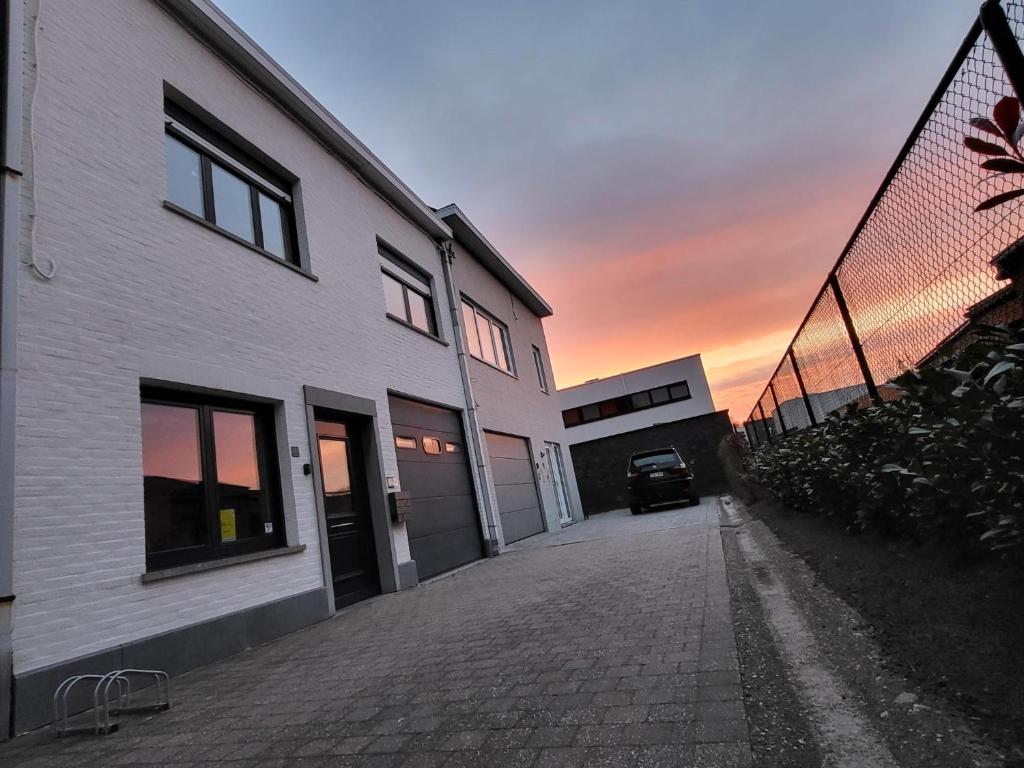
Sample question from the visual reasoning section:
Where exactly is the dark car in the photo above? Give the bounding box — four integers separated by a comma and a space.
626, 448, 698, 514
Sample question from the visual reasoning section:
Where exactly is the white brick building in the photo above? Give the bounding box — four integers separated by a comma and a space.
0, 0, 578, 734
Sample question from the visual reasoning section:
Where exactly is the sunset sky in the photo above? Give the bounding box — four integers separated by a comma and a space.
216, 0, 980, 423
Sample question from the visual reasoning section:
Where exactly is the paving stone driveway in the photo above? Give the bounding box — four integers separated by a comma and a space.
2, 498, 750, 767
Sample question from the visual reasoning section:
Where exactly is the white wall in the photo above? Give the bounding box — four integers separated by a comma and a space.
450, 241, 584, 538
559, 355, 716, 444
12, 0, 468, 673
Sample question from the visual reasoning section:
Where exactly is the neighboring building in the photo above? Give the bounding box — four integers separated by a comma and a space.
559, 356, 732, 515
438, 205, 583, 543
0, 0, 576, 735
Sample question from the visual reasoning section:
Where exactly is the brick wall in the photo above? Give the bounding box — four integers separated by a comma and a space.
568, 411, 733, 515
12, 0, 469, 673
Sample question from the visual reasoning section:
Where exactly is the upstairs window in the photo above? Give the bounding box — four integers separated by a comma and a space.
164, 102, 298, 267
462, 299, 514, 374
533, 345, 549, 393
141, 388, 283, 571
380, 244, 438, 337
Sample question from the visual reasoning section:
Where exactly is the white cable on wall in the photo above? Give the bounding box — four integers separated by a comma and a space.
26, 0, 55, 281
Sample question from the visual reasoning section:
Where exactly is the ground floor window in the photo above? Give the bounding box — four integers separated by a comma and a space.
141, 387, 283, 570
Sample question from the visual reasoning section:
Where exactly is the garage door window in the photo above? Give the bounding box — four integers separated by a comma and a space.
395, 436, 417, 450
423, 437, 442, 455
141, 389, 282, 570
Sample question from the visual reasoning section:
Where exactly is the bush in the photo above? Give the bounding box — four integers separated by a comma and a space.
746, 323, 1024, 560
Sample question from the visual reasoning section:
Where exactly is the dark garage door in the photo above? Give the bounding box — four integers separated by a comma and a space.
484, 431, 545, 543
389, 395, 482, 580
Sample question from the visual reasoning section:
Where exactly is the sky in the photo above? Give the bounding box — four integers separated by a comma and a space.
215, 0, 980, 423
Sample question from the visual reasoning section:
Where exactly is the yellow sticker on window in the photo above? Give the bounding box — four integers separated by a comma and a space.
220, 508, 237, 542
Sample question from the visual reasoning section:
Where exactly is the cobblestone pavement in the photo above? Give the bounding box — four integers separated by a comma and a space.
2, 498, 750, 767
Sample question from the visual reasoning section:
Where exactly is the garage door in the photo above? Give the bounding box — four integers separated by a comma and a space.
389, 395, 482, 580
485, 431, 545, 543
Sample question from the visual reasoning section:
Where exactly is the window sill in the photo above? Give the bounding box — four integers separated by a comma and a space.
141, 544, 306, 584
162, 201, 319, 282
468, 355, 518, 380
386, 313, 448, 346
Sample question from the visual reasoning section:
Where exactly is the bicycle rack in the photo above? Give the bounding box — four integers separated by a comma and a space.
53, 668, 169, 736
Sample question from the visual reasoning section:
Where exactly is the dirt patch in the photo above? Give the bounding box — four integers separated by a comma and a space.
720, 523, 824, 767
745, 496, 1024, 765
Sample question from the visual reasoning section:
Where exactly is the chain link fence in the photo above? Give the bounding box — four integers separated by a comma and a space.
746, 1, 1024, 446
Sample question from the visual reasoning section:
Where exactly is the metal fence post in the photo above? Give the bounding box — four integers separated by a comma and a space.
828, 273, 880, 404
788, 349, 818, 427
769, 382, 788, 436
981, 0, 1024, 101
757, 401, 772, 444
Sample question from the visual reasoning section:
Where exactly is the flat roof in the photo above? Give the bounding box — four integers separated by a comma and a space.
558, 353, 705, 392
436, 204, 553, 318
158, 0, 452, 242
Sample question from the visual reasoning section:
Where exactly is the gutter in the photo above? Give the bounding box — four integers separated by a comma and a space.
438, 240, 503, 555
0, 0, 25, 740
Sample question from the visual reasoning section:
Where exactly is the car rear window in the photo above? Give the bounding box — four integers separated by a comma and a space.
630, 451, 679, 470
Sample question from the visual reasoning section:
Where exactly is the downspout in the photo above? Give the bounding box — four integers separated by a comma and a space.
0, 0, 25, 740
438, 240, 501, 555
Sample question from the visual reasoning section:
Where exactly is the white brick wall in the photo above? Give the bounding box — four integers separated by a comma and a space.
12, 0, 466, 672
450, 242, 584, 538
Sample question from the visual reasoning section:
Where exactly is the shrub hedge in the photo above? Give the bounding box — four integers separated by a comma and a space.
746, 323, 1024, 560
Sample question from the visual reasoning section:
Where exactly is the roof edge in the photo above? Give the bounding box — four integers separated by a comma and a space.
436, 203, 553, 318
156, 0, 452, 242
556, 353, 706, 392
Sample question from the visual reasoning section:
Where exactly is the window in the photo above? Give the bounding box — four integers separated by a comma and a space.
669, 382, 691, 400
423, 437, 442, 455
561, 380, 692, 428
533, 346, 549, 393
631, 391, 652, 409
380, 245, 438, 337
395, 436, 417, 450
461, 299, 514, 374
445, 441, 461, 453
163, 104, 298, 267
141, 389, 282, 570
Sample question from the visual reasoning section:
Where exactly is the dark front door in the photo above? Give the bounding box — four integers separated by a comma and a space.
315, 420, 380, 608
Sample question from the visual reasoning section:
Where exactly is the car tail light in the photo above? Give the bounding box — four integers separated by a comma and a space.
627, 471, 639, 481
670, 465, 691, 477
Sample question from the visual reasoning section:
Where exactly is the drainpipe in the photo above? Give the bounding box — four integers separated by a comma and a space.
438, 240, 501, 555
0, 0, 25, 740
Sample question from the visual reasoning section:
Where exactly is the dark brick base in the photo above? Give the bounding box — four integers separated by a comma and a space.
569, 411, 733, 515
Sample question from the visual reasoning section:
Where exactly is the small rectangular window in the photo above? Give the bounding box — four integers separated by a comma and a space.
650, 387, 670, 404
163, 106, 299, 267
599, 400, 619, 417
211, 163, 255, 242
631, 391, 652, 409
669, 382, 690, 400
395, 436, 417, 450
533, 346, 549, 393
380, 245, 438, 337
581, 404, 601, 422
165, 135, 205, 217
562, 409, 581, 427
445, 441, 461, 453
462, 299, 514, 374
423, 437, 442, 455
141, 390, 282, 570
